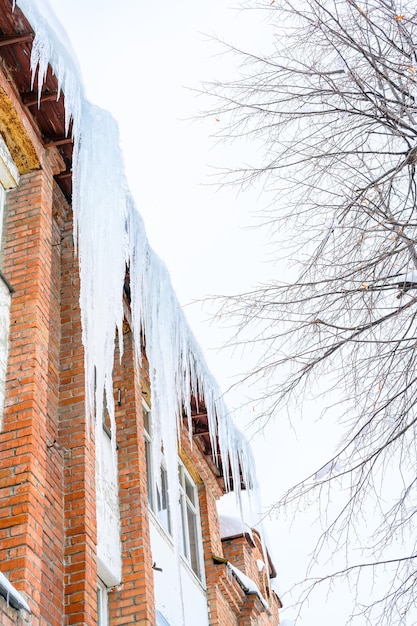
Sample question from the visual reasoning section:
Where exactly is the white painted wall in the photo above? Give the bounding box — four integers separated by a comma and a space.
150, 517, 209, 626
96, 428, 122, 586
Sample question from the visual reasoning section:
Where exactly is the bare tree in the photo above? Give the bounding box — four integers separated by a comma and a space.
202, 1, 417, 623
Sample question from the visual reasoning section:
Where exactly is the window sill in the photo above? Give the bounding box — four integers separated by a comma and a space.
0, 572, 30, 612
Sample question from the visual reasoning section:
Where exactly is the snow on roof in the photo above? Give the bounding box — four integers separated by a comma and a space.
217, 490, 261, 526
216, 492, 281, 587
218, 514, 254, 542
270, 575, 283, 598
227, 562, 269, 610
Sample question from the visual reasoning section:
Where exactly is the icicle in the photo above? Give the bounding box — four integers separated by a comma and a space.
71, 101, 128, 443
19, 0, 258, 539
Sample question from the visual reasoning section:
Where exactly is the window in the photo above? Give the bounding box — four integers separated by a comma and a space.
0, 180, 13, 429
0, 184, 5, 253
143, 401, 171, 533
143, 402, 205, 581
179, 464, 203, 580
143, 403, 154, 509
97, 579, 109, 626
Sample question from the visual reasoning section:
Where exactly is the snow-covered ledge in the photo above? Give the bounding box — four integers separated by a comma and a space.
0, 572, 31, 612
227, 562, 269, 610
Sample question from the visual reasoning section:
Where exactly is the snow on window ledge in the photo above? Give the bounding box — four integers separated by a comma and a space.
0, 572, 31, 613
227, 562, 269, 611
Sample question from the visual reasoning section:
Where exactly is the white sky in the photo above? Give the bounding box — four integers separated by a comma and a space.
45, 2, 354, 623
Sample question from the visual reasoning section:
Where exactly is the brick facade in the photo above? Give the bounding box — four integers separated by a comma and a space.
0, 3, 282, 625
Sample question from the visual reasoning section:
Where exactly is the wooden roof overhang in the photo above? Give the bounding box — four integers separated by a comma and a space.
0, 0, 73, 200
186, 394, 249, 493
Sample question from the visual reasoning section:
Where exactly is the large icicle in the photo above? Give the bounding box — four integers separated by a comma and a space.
17, 0, 257, 514
72, 102, 128, 442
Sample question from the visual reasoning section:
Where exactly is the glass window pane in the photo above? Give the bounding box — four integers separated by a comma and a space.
143, 406, 150, 433
97, 580, 109, 626
96, 588, 101, 624
180, 494, 188, 557
145, 439, 154, 510
187, 502, 201, 577
157, 466, 171, 533
185, 475, 195, 505
0, 185, 4, 255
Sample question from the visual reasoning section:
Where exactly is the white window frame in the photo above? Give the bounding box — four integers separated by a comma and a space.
143, 400, 205, 582
178, 463, 204, 581
0, 183, 13, 432
0, 185, 4, 254
143, 401, 155, 510
0, 134, 19, 266
143, 401, 171, 534
97, 578, 109, 626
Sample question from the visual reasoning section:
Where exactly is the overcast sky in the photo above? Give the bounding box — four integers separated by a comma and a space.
44, 2, 356, 623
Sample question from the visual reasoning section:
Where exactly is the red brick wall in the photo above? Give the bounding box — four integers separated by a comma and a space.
222, 533, 281, 625
0, 153, 157, 626
0, 166, 64, 625
111, 332, 155, 626
59, 201, 98, 626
